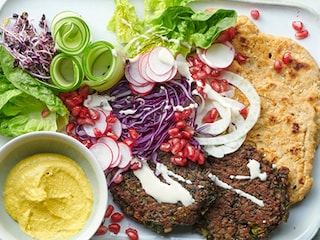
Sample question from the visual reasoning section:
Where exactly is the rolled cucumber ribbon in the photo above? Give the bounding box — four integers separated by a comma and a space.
82, 41, 125, 91
50, 53, 83, 91
51, 11, 91, 56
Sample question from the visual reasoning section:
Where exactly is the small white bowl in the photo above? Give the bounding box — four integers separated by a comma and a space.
0, 131, 107, 240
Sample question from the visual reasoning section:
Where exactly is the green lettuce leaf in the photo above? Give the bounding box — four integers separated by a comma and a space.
107, 0, 237, 58
0, 47, 69, 137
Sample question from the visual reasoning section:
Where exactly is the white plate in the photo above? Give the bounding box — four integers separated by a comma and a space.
0, 0, 319, 239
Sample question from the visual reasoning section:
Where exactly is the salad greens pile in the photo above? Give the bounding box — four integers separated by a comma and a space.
0, 47, 69, 137
107, 0, 237, 58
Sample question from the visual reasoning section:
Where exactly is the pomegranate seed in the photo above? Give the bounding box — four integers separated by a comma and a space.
176, 120, 187, 129
239, 107, 248, 119
202, 108, 219, 123
210, 79, 221, 92
160, 142, 172, 152
106, 131, 119, 141
71, 105, 81, 117
106, 115, 117, 123
292, 20, 304, 31
250, 9, 260, 20
108, 223, 121, 234
179, 138, 188, 148
274, 59, 282, 73
197, 153, 205, 165
174, 111, 183, 122
123, 138, 135, 148
111, 212, 124, 223
180, 130, 192, 139
41, 108, 50, 118
184, 144, 196, 160
89, 108, 100, 120
125, 227, 139, 240
128, 127, 140, 140
93, 128, 103, 138
104, 204, 115, 218
235, 52, 247, 64
66, 122, 76, 135
219, 79, 229, 92
182, 109, 192, 118
77, 117, 95, 126
79, 107, 90, 118
78, 85, 90, 98
94, 225, 108, 236
81, 140, 93, 148
130, 161, 142, 171
295, 29, 309, 40
113, 174, 123, 184
171, 156, 187, 166
282, 52, 292, 65
215, 29, 230, 43
171, 142, 184, 155
227, 27, 236, 41
168, 127, 180, 137
202, 64, 212, 75
184, 125, 195, 135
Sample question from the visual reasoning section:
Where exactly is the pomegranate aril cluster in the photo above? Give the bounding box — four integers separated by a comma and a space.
160, 109, 204, 166
95, 204, 139, 240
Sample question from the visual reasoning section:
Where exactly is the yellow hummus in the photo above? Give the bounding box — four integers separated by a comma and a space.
4, 153, 94, 240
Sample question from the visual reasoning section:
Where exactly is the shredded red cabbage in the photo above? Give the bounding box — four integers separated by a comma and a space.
108, 78, 201, 161
0, 12, 56, 79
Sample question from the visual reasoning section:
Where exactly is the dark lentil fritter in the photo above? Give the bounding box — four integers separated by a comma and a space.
109, 151, 217, 234
197, 145, 290, 240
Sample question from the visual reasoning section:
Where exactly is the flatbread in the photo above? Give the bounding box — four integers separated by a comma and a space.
228, 16, 320, 205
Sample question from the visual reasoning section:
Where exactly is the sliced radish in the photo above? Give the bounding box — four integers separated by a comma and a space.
89, 142, 113, 171
148, 46, 175, 75
145, 62, 175, 83
125, 59, 150, 87
97, 136, 121, 168
138, 53, 154, 82
108, 117, 122, 139
197, 41, 235, 69
130, 81, 155, 96
83, 109, 108, 137
117, 142, 133, 169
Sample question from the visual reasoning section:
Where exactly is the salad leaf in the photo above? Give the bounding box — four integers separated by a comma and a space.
0, 47, 69, 137
107, 1, 237, 58
144, 0, 195, 20
107, 0, 143, 44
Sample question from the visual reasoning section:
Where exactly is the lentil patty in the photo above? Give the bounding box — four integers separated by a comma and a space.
109, 151, 217, 233
197, 145, 290, 240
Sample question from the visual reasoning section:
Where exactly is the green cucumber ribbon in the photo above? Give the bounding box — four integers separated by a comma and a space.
82, 41, 125, 91
51, 11, 91, 56
50, 53, 83, 91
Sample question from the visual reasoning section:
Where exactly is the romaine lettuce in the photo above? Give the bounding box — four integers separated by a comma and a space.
107, 0, 237, 58
0, 47, 69, 137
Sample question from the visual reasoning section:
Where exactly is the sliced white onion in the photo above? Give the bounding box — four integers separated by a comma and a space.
195, 71, 260, 146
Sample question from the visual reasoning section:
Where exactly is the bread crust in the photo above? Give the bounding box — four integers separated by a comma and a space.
228, 16, 320, 205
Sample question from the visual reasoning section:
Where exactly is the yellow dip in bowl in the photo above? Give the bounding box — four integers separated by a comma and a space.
4, 153, 93, 240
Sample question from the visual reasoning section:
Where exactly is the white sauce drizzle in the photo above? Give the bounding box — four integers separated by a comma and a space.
119, 109, 138, 115
133, 161, 195, 206
229, 159, 267, 181
208, 173, 264, 207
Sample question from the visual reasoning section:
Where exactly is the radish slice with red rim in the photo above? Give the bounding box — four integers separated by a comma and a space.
89, 142, 113, 171
117, 142, 133, 169
108, 117, 122, 139
138, 53, 154, 82
130, 81, 155, 96
197, 41, 235, 69
148, 46, 176, 75
97, 136, 121, 168
83, 109, 108, 137
125, 58, 150, 87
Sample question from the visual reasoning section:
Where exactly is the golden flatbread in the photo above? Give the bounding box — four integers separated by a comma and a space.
228, 16, 320, 205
